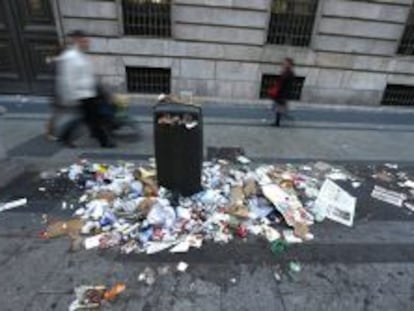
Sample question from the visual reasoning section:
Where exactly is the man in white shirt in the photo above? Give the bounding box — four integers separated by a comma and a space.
57, 30, 114, 148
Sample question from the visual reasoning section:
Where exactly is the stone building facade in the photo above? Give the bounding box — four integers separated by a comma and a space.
9, 0, 414, 105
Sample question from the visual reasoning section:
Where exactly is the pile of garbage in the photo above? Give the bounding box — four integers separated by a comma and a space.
42, 159, 363, 254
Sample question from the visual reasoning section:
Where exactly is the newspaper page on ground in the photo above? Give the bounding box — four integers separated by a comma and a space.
314, 179, 356, 227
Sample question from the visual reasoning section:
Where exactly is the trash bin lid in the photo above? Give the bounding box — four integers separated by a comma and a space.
154, 102, 201, 116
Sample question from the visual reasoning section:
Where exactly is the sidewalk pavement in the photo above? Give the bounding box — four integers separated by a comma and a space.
2, 94, 414, 113
1, 100, 414, 174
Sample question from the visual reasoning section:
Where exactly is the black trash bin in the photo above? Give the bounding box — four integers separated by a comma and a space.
154, 101, 203, 196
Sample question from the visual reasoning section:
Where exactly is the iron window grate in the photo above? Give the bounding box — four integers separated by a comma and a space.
397, 5, 414, 55
122, 0, 171, 37
126, 67, 171, 94
260, 74, 305, 100
381, 84, 414, 106
267, 0, 318, 47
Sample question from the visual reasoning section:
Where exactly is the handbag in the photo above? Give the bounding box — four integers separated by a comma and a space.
267, 81, 280, 99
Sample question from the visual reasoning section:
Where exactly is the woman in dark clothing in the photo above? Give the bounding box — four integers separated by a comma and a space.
272, 58, 295, 127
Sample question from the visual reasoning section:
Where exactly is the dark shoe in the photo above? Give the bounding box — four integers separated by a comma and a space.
274, 112, 281, 127
46, 133, 58, 141
63, 141, 77, 148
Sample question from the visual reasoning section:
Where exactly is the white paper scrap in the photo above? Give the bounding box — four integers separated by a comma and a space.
283, 230, 303, 244
169, 241, 190, 253
0, 198, 28, 212
384, 163, 398, 169
352, 181, 361, 189
187, 235, 203, 248
314, 180, 356, 227
177, 261, 189, 272
404, 202, 414, 212
371, 185, 407, 207
402, 180, 414, 189
146, 241, 174, 255
236, 155, 251, 165
327, 172, 348, 181
262, 225, 281, 242
83, 234, 104, 250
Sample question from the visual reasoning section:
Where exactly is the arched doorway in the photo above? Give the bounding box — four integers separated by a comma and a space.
0, 0, 59, 94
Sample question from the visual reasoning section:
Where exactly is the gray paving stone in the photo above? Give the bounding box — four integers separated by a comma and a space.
0, 239, 67, 310
221, 265, 284, 311
0, 237, 26, 264
24, 294, 72, 311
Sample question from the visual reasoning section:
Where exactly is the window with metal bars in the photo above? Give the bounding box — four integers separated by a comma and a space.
126, 67, 171, 94
260, 74, 305, 100
397, 5, 414, 55
122, 0, 171, 37
381, 84, 414, 106
267, 0, 318, 47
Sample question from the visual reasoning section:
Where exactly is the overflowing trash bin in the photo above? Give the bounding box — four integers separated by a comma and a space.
154, 98, 203, 196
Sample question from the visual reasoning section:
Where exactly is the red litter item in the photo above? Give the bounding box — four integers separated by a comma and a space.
236, 225, 248, 238
39, 231, 48, 239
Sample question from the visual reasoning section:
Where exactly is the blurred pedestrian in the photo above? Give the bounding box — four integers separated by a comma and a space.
45, 45, 64, 141
268, 58, 295, 127
56, 30, 114, 148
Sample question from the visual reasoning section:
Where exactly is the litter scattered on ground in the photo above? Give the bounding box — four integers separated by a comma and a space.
404, 202, 414, 212
38, 158, 414, 264
401, 180, 414, 189
313, 179, 356, 227
270, 239, 288, 256
384, 163, 399, 170
371, 185, 407, 208
327, 171, 349, 181
138, 267, 156, 286
0, 198, 27, 212
177, 261, 189, 272
40, 171, 57, 180
157, 265, 170, 276
68, 283, 125, 311
274, 271, 282, 282
42, 219, 83, 239
283, 229, 303, 244
289, 261, 302, 273
373, 170, 394, 183
38, 160, 358, 255
352, 181, 361, 189
236, 155, 251, 165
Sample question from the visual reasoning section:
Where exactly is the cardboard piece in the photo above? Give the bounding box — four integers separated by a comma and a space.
243, 179, 257, 197
262, 184, 305, 227
225, 205, 250, 219
230, 186, 245, 206
46, 219, 84, 238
